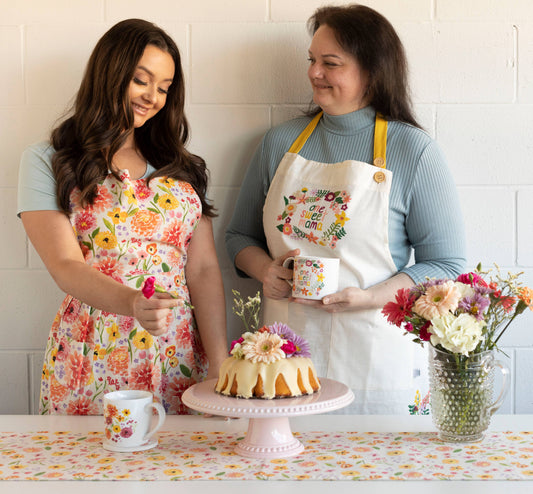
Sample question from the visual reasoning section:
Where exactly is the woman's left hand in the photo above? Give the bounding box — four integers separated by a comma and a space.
290, 287, 373, 313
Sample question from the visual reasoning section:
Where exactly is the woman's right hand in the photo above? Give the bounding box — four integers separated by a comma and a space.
131, 291, 179, 336
261, 249, 300, 300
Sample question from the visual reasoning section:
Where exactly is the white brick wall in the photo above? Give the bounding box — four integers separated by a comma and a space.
1, 0, 532, 414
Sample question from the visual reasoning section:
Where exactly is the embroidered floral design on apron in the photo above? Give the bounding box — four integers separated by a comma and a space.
276, 187, 351, 249
262, 112, 416, 414
39, 170, 207, 415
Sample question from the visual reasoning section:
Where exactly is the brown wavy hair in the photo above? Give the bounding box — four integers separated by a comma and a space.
51, 19, 215, 216
307, 4, 420, 127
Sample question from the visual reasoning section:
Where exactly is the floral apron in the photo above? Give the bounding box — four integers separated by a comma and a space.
263, 112, 417, 414
39, 169, 207, 415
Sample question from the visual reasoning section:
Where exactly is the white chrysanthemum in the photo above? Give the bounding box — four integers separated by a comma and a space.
242, 332, 285, 363
430, 313, 485, 356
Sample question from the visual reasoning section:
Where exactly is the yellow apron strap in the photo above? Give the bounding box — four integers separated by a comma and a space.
373, 113, 388, 168
288, 110, 387, 166
288, 111, 323, 154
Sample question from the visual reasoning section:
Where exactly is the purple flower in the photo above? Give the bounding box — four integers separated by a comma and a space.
458, 293, 490, 321
268, 322, 311, 358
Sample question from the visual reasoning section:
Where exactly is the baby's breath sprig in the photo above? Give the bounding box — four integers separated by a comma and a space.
232, 289, 261, 332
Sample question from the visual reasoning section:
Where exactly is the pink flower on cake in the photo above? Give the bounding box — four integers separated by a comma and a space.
242, 331, 285, 364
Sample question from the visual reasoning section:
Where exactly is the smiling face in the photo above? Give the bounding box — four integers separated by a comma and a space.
307, 25, 369, 115
128, 44, 175, 128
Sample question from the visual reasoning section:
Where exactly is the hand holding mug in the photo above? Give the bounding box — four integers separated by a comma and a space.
282, 255, 339, 300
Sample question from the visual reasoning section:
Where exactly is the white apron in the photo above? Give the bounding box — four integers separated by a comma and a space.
263, 112, 419, 414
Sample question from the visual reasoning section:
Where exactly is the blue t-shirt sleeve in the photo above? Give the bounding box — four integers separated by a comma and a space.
17, 142, 59, 216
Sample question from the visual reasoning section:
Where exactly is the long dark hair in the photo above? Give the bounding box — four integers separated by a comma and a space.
307, 4, 420, 127
51, 19, 215, 216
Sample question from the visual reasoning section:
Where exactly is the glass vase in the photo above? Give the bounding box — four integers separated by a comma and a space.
428, 345, 510, 442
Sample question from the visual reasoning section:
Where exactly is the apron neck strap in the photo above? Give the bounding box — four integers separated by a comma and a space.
288, 111, 323, 154
288, 110, 388, 169
373, 113, 388, 169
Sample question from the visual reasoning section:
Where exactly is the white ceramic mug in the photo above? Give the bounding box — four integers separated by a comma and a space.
283, 255, 339, 300
103, 390, 166, 452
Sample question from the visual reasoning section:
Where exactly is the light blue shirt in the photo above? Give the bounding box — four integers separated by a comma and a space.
225, 106, 466, 284
17, 142, 156, 216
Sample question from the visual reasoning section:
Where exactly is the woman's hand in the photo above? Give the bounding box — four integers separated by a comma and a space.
290, 273, 416, 313
290, 286, 373, 313
132, 291, 179, 336
261, 249, 300, 300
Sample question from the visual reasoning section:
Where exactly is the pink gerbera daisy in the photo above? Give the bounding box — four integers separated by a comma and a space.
382, 288, 416, 327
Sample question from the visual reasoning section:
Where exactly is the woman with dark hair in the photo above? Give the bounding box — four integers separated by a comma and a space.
18, 19, 227, 414
226, 4, 466, 413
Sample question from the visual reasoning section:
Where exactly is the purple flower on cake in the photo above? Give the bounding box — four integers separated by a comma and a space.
269, 322, 311, 358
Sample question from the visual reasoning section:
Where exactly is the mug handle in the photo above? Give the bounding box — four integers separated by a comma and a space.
485, 359, 510, 417
143, 402, 166, 442
282, 256, 295, 287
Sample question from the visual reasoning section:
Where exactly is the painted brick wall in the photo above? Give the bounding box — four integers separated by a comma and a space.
1, 0, 531, 414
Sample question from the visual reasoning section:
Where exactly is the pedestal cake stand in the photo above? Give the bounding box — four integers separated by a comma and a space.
182, 378, 354, 459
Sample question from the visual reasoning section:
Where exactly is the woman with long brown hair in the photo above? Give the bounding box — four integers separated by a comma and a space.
226, 4, 466, 413
18, 19, 227, 415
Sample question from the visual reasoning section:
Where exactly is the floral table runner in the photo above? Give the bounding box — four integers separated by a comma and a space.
1, 430, 532, 481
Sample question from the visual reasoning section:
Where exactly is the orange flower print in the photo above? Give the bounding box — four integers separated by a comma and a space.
131, 210, 162, 237
283, 224, 292, 235
167, 248, 183, 268
66, 396, 99, 415
162, 220, 185, 247
64, 351, 93, 389
106, 347, 129, 376
93, 257, 123, 282
178, 181, 195, 195
50, 375, 69, 402
63, 298, 81, 323
129, 360, 161, 391
71, 312, 95, 347
146, 243, 158, 255
165, 346, 176, 358
91, 185, 113, 213
168, 376, 194, 414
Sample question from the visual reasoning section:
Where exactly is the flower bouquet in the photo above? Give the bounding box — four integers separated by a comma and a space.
382, 264, 532, 442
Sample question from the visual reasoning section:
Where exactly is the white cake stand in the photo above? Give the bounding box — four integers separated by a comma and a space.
182, 378, 354, 459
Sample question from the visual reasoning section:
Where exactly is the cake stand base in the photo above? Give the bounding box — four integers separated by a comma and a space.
235, 416, 304, 459
182, 378, 354, 459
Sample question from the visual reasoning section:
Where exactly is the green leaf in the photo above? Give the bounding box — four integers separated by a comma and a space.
162, 263, 171, 272
135, 277, 144, 289
103, 218, 114, 232
180, 364, 192, 378
276, 224, 284, 232
91, 227, 100, 238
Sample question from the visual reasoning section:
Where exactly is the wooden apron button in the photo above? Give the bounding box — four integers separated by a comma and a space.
373, 157, 385, 167
373, 171, 386, 183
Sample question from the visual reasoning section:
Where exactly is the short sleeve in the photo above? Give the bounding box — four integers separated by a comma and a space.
17, 142, 59, 217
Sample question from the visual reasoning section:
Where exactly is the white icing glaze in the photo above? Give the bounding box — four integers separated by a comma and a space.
215, 356, 320, 399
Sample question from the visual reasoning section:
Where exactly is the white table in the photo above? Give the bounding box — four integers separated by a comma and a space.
1, 414, 532, 493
